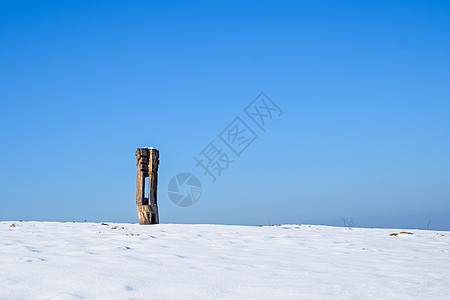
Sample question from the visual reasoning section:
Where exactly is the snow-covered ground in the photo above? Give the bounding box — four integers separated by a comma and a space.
1, 222, 449, 299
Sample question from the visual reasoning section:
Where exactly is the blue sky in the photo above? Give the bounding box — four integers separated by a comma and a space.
1, 0, 449, 230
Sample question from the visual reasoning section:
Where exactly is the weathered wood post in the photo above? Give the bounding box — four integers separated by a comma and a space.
135, 147, 159, 225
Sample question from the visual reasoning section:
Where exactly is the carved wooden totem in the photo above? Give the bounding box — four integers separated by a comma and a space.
135, 148, 159, 224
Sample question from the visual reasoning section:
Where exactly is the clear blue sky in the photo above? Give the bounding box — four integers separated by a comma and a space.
1, 0, 449, 230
